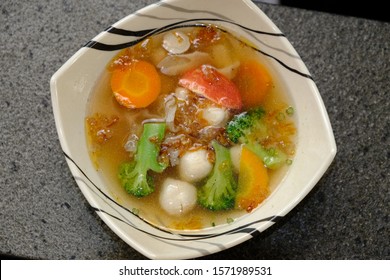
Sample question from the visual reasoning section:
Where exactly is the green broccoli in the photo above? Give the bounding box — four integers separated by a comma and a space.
226, 107, 267, 144
245, 142, 288, 170
197, 141, 237, 211
118, 122, 167, 197
226, 106, 288, 169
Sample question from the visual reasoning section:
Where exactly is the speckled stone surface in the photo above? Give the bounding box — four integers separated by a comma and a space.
0, 0, 389, 260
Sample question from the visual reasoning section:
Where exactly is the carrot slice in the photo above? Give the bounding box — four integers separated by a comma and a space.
233, 60, 273, 109
111, 60, 161, 109
235, 146, 269, 212
179, 65, 243, 109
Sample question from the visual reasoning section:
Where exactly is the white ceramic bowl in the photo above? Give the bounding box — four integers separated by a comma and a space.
50, 0, 336, 259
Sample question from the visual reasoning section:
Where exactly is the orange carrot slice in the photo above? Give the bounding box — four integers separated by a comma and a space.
233, 60, 273, 109
111, 60, 161, 109
235, 146, 269, 212
179, 65, 243, 109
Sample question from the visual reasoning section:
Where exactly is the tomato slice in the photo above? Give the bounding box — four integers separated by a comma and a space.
179, 65, 242, 109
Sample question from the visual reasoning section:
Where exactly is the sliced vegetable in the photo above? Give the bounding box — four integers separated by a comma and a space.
234, 60, 273, 109
111, 60, 161, 109
235, 146, 269, 212
217, 61, 240, 80
179, 65, 243, 109
162, 31, 191, 54
157, 51, 210, 76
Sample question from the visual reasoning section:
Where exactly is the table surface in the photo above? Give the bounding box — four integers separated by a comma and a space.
1, 0, 389, 260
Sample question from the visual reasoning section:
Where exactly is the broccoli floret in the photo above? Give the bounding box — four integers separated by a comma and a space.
246, 142, 288, 170
197, 141, 237, 211
226, 107, 289, 169
226, 107, 267, 144
118, 122, 167, 197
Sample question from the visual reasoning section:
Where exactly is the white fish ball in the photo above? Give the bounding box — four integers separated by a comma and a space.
201, 107, 228, 127
175, 87, 189, 101
179, 149, 213, 182
159, 178, 197, 216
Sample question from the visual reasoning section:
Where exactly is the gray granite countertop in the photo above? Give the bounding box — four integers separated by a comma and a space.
0, 0, 389, 260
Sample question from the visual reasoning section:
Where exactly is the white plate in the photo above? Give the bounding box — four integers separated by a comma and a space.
50, 0, 336, 259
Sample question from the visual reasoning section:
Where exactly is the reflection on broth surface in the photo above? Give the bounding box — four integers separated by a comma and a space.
85, 25, 296, 230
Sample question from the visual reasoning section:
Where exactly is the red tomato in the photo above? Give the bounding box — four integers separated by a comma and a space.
179, 65, 243, 109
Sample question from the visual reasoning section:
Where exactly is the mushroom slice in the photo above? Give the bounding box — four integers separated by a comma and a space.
162, 31, 191, 54
217, 61, 240, 79
157, 51, 211, 76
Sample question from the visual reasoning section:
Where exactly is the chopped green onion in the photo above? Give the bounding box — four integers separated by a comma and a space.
132, 208, 140, 216
227, 217, 234, 224
286, 159, 293, 165
286, 106, 294, 116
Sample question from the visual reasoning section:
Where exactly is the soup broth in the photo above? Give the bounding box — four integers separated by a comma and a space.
86, 25, 296, 230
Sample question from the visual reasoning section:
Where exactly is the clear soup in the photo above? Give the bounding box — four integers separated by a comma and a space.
85, 25, 296, 230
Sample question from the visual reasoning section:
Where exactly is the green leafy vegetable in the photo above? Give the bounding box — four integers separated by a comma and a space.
197, 141, 237, 211
226, 107, 266, 144
118, 122, 167, 197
